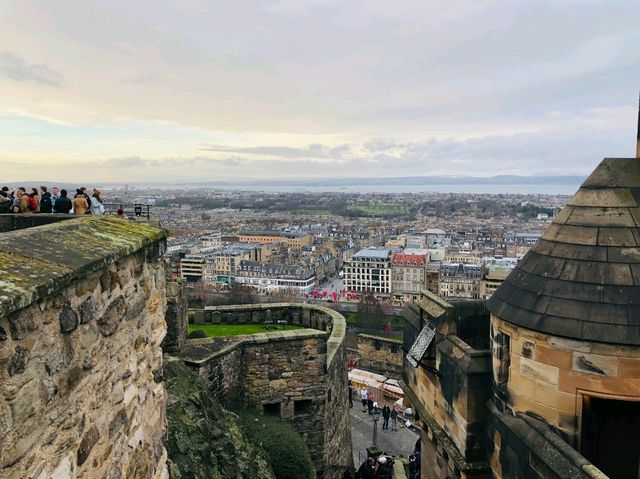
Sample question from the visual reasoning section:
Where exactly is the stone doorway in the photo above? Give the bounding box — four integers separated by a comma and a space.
581, 395, 640, 479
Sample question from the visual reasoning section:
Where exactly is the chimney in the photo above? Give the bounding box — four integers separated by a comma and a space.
637, 92, 640, 158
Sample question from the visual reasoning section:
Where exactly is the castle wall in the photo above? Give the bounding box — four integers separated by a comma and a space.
352, 333, 403, 377
491, 315, 640, 442
0, 216, 168, 479
180, 303, 353, 479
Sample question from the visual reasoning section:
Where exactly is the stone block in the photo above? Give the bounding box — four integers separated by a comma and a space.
7, 310, 38, 340
59, 302, 79, 334
571, 352, 618, 377
533, 344, 572, 369
515, 396, 559, 424
97, 296, 126, 336
519, 357, 559, 385
212, 311, 221, 324
79, 296, 96, 324
7, 345, 29, 376
77, 425, 100, 466
618, 357, 640, 378
533, 382, 576, 414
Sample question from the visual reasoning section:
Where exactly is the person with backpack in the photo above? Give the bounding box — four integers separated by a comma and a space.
27, 188, 39, 212
54, 189, 72, 214
39, 186, 53, 213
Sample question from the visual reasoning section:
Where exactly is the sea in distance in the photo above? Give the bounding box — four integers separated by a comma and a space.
211, 183, 580, 195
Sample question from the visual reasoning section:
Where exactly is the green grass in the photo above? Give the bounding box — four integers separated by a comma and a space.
346, 203, 408, 215
188, 323, 301, 337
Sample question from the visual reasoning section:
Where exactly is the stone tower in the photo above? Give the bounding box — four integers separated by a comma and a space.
487, 157, 640, 478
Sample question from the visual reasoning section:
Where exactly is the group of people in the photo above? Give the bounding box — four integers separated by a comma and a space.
358, 388, 400, 431
0, 186, 105, 215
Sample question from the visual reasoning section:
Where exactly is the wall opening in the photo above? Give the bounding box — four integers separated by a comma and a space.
263, 402, 281, 417
294, 399, 313, 415
581, 395, 640, 479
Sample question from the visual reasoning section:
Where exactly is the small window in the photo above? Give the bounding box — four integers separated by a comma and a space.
263, 403, 281, 417
294, 399, 313, 415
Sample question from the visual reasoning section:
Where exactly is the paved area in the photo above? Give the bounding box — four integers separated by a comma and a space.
350, 406, 420, 467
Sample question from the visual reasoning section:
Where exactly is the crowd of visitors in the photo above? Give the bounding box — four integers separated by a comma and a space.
0, 186, 106, 215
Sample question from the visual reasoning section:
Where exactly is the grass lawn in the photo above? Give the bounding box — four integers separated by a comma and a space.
188, 323, 301, 337
347, 203, 408, 215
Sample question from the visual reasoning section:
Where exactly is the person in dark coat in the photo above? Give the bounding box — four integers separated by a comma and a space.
382, 404, 391, 430
367, 397, 374, 415
54, 189, 72, 214
39, 186, 52, 213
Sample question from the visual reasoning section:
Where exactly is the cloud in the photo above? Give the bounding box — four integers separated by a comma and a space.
0, 52, 63, 87
200, 143, 352, 159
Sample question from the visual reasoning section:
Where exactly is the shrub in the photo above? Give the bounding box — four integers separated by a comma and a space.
228, 406, 315, 479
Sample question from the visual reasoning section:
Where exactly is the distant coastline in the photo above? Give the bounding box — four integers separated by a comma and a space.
7, 175, 584, 195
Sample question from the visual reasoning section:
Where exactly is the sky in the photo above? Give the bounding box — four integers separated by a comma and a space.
1, 0, 639, 184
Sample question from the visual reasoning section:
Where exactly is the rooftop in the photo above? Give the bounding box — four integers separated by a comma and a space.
488, 158, 640, 346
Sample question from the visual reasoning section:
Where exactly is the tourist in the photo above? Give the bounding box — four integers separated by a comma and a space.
73, 189, 89, 215
51, 187, 60, 211
39, 186, 53, 213
360, 388, 368, 412
357, 458, 376, 479
367, 396, 374, 415
390, 406, 398, 431
0, 191, 11, 214
382, 404, 390, 430
80, 187, 92, 212
27, 187, 39, 212
54, 189, 72, 214
90, 188, 105, 214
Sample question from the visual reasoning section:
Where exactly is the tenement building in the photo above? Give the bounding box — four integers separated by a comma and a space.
391, 250, 429, 304
343, 247, 392, 297
402, 154, 640, 479
438, 262, 483, 300
234, 260, 316, 294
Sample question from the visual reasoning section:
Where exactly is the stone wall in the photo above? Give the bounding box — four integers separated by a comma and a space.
162, 280, 188, 354
353, 333, 403, 377
0, 216, 168, 479
179, 303, 353, 478
491, 315, 640, 442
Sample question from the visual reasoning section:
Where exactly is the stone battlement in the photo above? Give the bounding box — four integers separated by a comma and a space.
180, 303, 352, 478
0, 216, 168, 479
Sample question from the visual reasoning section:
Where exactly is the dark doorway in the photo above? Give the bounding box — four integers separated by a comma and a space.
581, 395, 640, 479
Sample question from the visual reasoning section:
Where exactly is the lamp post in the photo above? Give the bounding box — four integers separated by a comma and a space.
372, 406, 381, 447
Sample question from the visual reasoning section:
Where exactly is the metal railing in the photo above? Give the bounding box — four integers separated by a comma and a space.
103, 203, 152, 220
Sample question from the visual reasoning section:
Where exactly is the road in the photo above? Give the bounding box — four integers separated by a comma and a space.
350, 406, 420, 468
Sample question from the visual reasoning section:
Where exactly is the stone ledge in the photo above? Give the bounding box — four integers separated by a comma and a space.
0, 216, 166, 319
180, 328, 327, 365
358, 333, 402, 345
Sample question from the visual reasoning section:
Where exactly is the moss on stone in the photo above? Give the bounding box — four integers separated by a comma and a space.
0, 216, 166, 320
164, 359, 276, 479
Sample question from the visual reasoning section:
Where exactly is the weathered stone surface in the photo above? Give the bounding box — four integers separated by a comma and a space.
0, 325, 7, 341
59, 302, 79, 334
97, 296, 126, 336
126, 291, 148, 321
79, 296, 96, 324
77, 425, 100, 466
0, 217, 168, 479
8, 344, 28, 376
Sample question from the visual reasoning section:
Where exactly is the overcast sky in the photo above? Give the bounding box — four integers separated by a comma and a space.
1, 0, 639, 183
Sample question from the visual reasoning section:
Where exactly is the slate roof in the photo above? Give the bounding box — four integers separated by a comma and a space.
488, 158, 640, 346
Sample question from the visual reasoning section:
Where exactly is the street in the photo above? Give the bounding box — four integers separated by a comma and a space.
349, 405, 420, 468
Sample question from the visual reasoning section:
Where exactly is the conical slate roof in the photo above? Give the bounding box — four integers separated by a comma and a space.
488, 158, 640, 346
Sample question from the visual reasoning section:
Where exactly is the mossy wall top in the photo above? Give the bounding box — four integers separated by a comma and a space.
0, 216, 166, 320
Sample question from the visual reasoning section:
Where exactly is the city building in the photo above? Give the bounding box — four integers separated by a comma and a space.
343, 247, 393, 296
234, 260, 316, 294
238, 231, 314, 250
479, 258, 518, 299
391, 250, 429, 304
438, 262, 483, 299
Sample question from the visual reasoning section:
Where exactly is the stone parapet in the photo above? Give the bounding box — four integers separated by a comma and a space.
0, 216, 168, 479
182, 303, 352, 478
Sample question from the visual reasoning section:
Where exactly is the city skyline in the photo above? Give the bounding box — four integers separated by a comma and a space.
1, 0, 639, 183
